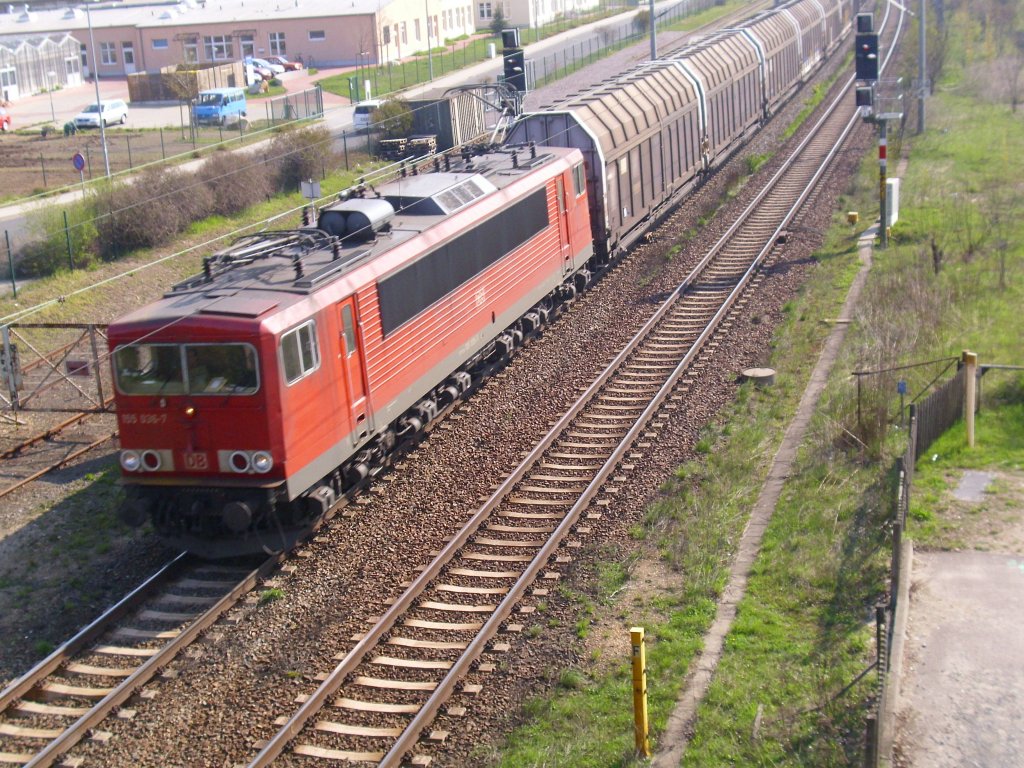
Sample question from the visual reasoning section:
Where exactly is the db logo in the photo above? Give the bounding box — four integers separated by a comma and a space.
184, 452, 209, 470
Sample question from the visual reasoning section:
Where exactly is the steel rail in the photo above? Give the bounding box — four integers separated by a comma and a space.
249, 28, 881, 766
18, 552, 284, 768
0, 431, 118, 500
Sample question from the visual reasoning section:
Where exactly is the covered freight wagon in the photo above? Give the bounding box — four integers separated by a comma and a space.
407, 92, 487, 150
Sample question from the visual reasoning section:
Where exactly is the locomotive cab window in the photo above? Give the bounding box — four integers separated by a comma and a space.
341, 305, 357, 356
114, 344, 184, 395
281, 320, 320, 384
114, 343, 258, 395
184, 343, 258, 395
572, 162, 585, 197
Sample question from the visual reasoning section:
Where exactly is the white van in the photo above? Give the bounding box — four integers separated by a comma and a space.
353, 99, 381, 129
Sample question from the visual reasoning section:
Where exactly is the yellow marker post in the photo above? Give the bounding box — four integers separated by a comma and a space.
631, 626, 651, 757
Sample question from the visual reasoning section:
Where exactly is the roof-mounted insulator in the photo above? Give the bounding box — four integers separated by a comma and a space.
411, 162, 419, 176
530, 141, 537, 159
434, 157, 441, 173
292, 255, 304, 279
302, 206, 313, 226
461, 149, 471, 163
202, 257, 213, 282
444, 155, 451, 172
331, 237, 341, 261
511, 151, 519, 169
400, 160, 407, 178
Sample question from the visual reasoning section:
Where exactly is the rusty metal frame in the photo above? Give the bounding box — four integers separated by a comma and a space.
0, 323, 111, 414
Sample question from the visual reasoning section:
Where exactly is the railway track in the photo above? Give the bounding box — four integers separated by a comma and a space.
0, 554, 278, 767
243, 40, 873, 767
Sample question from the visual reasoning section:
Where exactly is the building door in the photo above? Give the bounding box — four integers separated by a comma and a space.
338, 298, 369, 445
0, 67, 17, 101
122, 43, 136, 74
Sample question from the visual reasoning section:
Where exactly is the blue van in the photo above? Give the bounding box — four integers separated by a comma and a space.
194, 87, 247, 126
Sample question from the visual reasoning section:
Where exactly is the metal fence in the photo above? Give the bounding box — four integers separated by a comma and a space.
263, 86, 324, 124
864, 364, 967, 766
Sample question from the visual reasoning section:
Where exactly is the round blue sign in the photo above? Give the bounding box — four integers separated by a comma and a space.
72, 152, 86, 171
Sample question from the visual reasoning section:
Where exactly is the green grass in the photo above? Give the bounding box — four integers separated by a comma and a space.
258, 588, 284, 605
495, 7, 1024, 765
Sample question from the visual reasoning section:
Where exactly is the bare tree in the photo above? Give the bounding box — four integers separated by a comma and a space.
926, 19, 950, 94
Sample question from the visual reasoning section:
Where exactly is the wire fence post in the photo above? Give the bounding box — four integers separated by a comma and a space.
160, 127, 166, 159
126, 134, 133, 169
63, 210, 74, 270
40, 154, 48, 188
342, 130, 349, 170
85, 145, 93, 179
4, 230, 16, 299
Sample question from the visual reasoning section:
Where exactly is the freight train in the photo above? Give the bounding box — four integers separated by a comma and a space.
108, 0, 851, 556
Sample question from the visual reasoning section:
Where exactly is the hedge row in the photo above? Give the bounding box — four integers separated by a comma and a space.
21, 126, 335, 277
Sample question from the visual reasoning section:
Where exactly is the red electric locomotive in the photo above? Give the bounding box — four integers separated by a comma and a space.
109, 145, 592, 557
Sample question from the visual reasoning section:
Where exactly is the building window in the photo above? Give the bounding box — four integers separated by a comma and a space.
183, 38, 199, 64
65, 56, 80, 76
152, 38, 169, 50
100, 41, 117, 65
479, 2, 492, 19
400, 22, 407, 45
382, 26, 390, 45
270, 32, 286, 55
414, 19, 421, 41
203, 35, 234, 61
122, 42, 135, 66
239, 34, 254, 58
308, 30, 325, 41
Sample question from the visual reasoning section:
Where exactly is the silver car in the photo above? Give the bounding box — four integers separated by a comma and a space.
74, 99, 128, 128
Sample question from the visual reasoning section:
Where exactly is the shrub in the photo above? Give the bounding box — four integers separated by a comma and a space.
19, 201, 98, 277
270, 125, 332, 192
199, 152, 274, 216
374, 99, 414, 139
93, 167, 212, 259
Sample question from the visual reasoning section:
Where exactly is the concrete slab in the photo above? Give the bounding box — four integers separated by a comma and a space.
952, 470, 995, 503
895, 550, 1024, 767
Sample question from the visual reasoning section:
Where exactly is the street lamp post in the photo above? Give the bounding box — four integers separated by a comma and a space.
84, 1, 112, 178
46, 71, 56, 123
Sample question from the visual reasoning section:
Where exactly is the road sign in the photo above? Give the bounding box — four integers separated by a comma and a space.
72, 152, 86, 171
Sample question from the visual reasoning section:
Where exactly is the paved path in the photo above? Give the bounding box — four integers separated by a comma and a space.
894, 549, 1024, 767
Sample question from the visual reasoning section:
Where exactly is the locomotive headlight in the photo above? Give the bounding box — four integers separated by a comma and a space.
120, 450, 141, 472
229, 451, 251, 473
251, 451, 273, 473
141, 450, 162, 471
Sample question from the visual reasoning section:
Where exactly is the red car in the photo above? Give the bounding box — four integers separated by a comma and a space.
267, 55, 302, 71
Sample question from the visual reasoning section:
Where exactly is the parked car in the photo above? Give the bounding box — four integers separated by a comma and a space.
0, 106, 10, 132
266, 55, 302, 71
252, 57, 285, 75
74, 99, 128, 128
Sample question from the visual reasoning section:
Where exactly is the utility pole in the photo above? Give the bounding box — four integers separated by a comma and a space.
85, 2, 111, 179
649, 0, 657, 60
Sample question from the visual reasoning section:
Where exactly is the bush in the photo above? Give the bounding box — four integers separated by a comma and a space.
374, 99, 414, 139
93, 167, 212, 259
270, 125, 332, 192
199, 152, 274, 217
19, 201, 98, 277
